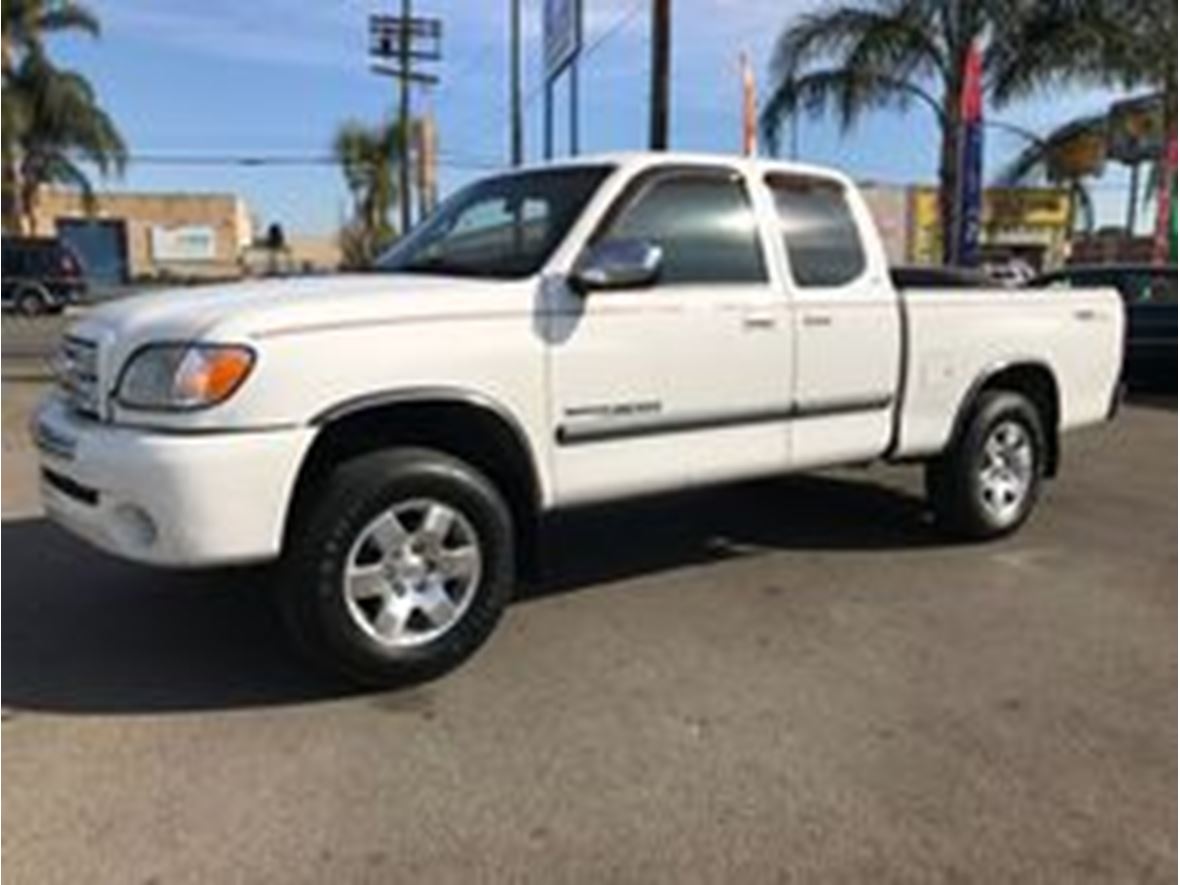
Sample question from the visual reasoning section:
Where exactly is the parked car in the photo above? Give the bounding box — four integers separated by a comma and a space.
1, 236, 88, 316
1030, 263, 1177, 390
34, 153, 1124, 685
983, 260, 1036, 288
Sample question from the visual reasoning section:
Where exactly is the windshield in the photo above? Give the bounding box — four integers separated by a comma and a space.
376, 165, 613, 279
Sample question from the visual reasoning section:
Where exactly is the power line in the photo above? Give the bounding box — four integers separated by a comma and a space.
583, 0, 648, 64
75, 150, 503, 170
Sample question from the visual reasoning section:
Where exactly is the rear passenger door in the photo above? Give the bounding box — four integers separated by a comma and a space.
764, 173, 901, 467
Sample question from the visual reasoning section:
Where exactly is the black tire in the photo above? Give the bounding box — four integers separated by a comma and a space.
14, 286, 50, 317
926, 390, 1046, 540
279, 447, 515, 687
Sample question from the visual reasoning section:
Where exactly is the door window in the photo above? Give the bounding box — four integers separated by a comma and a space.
767, 174, 866, 288
377, 166, 611, 279
599, 170, 767, 284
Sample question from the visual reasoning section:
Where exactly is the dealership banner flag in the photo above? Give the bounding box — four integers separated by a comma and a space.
955, 42, 984, 266
741, 51, 758, 157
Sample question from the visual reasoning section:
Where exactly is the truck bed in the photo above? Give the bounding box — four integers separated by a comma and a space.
894, 286, 1124, 458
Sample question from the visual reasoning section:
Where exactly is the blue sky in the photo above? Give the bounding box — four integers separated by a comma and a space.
52, 0, 1139, 235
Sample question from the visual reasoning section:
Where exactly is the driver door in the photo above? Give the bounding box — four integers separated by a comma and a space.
545, 165, 794, 505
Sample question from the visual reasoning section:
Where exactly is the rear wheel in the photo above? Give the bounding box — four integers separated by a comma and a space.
279, 447, 515, 686
927, 390, 1046, 539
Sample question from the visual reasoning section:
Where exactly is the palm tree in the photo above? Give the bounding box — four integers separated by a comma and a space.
2, 0, 122, 234
332, 118, 406, 268
759, 0, 1121, 265
991, 0, 1174, 125
993, 114, 1106, 234
5, 50, 125, 232
2, 0, 99, 72
991, 0, 1175, 251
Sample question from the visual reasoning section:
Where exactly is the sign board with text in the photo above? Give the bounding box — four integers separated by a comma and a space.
149, 225, 217, 262
908, 187, 1072, 265
1107, 94, 1165, 165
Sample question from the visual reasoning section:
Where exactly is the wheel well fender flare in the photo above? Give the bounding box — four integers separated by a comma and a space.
949, 360, 1061, 476
292, 386, 546, 575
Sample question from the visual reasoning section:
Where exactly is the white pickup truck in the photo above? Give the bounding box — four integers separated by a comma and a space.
35, 152, 1124, 684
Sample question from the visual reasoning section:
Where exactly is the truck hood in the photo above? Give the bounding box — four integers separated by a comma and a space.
71, 273, 531, 344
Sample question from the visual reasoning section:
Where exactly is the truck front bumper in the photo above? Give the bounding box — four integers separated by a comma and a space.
33, 395, 315, 568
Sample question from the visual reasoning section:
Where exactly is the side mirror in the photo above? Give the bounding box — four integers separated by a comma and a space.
570, 239, 663, 293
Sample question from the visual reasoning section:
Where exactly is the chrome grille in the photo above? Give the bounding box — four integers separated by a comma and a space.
56, 335, 101, 418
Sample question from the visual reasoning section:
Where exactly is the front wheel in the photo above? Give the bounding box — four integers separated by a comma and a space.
279, 447, 515, 686
926, 391, 1046, 540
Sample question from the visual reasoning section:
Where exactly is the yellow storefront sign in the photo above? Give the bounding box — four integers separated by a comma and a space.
908, 186, 1072, 264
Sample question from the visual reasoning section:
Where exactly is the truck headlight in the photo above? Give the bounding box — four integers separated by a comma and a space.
116, 343, 255, 410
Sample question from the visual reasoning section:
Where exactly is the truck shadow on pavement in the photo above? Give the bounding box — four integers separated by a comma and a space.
2, 473, 938, 716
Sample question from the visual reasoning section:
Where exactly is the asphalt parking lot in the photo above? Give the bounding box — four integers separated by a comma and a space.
2, 386, 1176, 884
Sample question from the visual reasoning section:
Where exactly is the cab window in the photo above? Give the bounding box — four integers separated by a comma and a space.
599, 169, 767, 285
766, 174, 866, 288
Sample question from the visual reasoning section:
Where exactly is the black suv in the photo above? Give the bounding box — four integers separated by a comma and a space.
2, 236, 88, 316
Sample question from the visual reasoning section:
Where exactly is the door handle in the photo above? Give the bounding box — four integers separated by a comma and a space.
803, 313, 833, 328
743, 314, 777, 330
1074, 308, 1097, 322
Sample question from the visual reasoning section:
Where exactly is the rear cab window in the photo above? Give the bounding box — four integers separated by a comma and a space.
765, 174, 866, 289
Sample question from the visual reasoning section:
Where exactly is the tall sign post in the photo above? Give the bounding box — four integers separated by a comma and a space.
952, 42, 984, 267
542, 0, 582, 159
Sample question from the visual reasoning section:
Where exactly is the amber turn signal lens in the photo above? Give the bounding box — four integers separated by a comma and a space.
175, 346, 255, 405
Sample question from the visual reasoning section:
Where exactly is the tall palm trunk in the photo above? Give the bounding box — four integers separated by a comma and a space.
0, 160, 21, 233
937, 126, 957, 265
1, 32, 23, 233
937, 77, 964, 266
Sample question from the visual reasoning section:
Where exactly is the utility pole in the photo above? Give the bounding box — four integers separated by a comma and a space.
509, 0, 523, 166
398, 0, 413, 235
648, 0, 670, 150
369, 9, 441, 234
